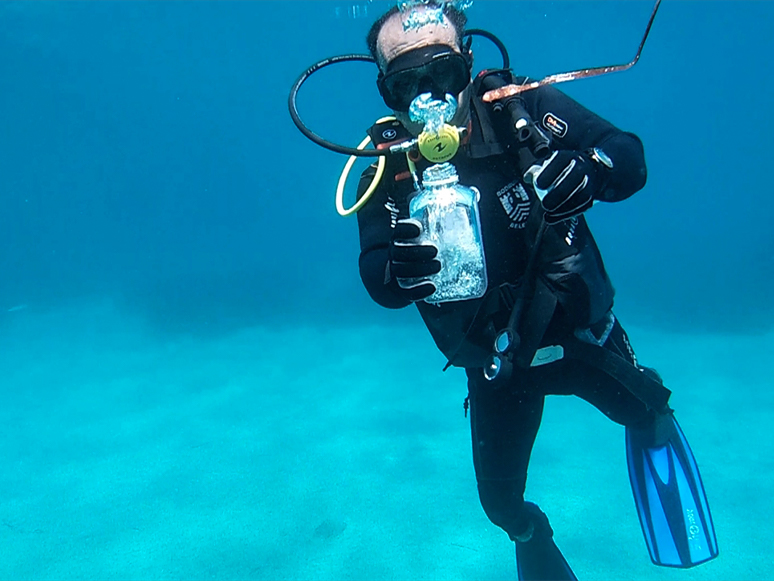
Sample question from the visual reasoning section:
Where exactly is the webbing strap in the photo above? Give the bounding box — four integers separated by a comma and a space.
563, 339, 672, 412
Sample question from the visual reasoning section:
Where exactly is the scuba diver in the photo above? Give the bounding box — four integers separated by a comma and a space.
289, 1, 718, 579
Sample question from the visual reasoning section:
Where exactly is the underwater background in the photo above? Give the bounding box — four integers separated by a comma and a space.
0, 1, 771, 579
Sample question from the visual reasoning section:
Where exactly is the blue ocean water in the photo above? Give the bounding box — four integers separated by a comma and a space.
0, 1, 772, 580
2, 0, 771, 335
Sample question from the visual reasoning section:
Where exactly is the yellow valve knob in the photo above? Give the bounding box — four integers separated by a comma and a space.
418, 124, 460, 164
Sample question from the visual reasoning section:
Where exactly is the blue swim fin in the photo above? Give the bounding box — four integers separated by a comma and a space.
626, 411, 719, 567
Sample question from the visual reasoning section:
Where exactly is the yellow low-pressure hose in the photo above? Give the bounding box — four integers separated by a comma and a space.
335, 116, 398, 217
335, 136, 386, 216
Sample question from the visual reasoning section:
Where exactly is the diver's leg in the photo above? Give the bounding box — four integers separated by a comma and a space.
467, 368, 541, 537
466, 369, 577, 581
572, 315, 719, 567
564, 315, 657, 429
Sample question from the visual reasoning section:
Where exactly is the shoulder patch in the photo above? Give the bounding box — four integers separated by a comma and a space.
542, 112, 568, 138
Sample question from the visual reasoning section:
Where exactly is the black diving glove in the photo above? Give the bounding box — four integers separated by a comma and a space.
530, 150, 603, 225
389, 218, 441, 302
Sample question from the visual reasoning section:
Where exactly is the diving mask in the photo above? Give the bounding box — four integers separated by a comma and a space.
377, 44, 471, 112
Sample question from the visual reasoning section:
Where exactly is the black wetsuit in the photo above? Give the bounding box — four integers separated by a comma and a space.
355, 77, 658, 540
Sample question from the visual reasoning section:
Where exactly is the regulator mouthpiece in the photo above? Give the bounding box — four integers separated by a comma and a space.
409, 92, 456, 131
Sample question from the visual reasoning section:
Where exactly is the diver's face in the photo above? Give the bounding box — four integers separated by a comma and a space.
376, 10, 472, 135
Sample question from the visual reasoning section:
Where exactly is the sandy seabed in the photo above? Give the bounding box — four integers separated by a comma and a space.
0, 301, 770, 580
